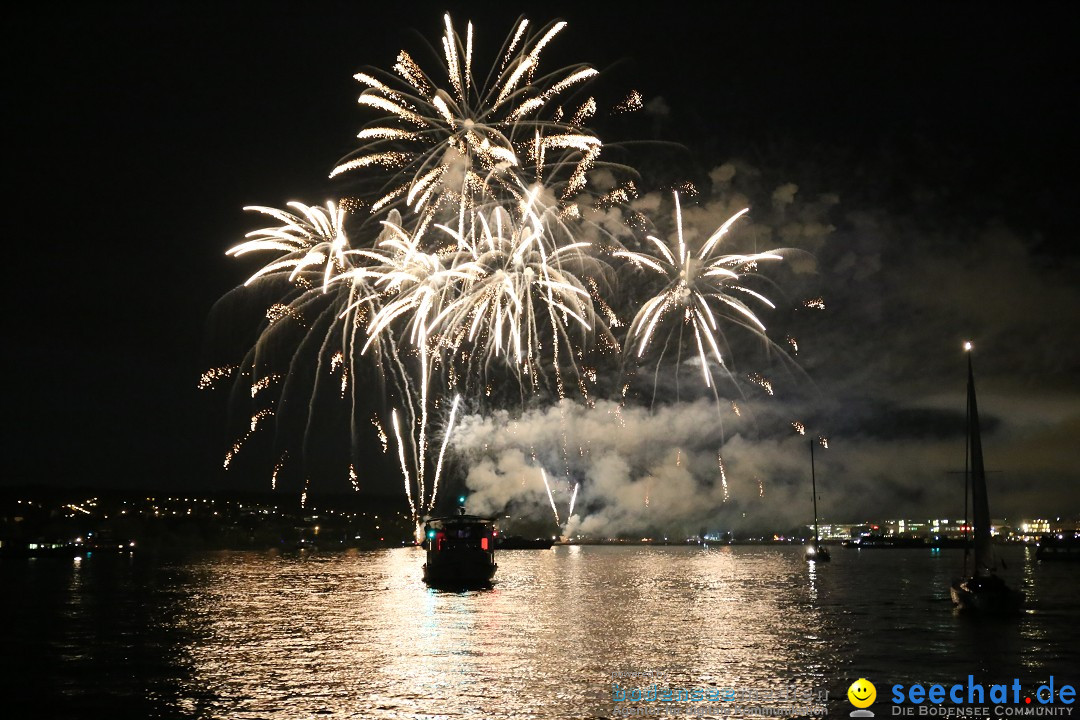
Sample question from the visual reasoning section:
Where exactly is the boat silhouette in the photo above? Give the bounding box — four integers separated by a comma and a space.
949, 344, 1022, 613
422, 506, 498, 587
805, 437, 831, 562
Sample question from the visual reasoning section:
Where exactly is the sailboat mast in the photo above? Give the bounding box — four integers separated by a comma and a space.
967, 350, 993, 575
810, 438, 820, 545
963, 358, 971, 577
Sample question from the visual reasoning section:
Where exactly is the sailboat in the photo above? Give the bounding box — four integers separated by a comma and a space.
949, 343, 1022, 612
805, 436, 831, 562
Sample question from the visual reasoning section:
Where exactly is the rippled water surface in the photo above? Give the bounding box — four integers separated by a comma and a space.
4, 545, 1077, 718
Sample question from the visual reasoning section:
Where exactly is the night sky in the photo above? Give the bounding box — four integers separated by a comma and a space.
9, 2, 1077, 523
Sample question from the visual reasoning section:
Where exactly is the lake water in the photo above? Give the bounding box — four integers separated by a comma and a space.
3, 545, 1077, 718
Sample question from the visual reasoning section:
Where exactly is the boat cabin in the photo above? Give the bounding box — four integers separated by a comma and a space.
422, 510, 497, 585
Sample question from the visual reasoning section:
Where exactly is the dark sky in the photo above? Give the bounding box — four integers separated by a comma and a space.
8, 2, 1077, 520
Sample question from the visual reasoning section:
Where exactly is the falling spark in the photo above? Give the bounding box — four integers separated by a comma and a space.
250, 409, 274, 432
339, 196, 365, 214
198, 365, 237, 390
271, 453, 288, 491
224, 409, 275, 469
223, 441, 241, 469
330, 351, 349, 396
613, 90, 643, 114
792, 421, 806, 435
371, 415, 389, 454
671, 180, 697, 197
250, 374, 281, 398
804, 297, 825, 310
747, 372, 774, 395
595, 180, 638, 210
266, 303, 306, 326
718, 454, 729, 502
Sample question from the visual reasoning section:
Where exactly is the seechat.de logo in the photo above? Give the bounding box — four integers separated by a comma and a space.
848, 678, 877, 717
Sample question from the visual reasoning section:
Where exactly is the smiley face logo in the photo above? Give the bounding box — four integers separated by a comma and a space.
848, 678, 876, 708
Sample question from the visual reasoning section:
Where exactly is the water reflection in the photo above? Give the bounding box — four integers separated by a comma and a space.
181, 547, 857, 716
4, 545, 1076, 719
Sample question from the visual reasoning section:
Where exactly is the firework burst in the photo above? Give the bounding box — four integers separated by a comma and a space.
616, 192, 783, 392
430, 199, 614, 395
331, 14, 617, 229
227, 202, 352, 292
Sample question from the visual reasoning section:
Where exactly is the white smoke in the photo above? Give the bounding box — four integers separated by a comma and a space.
452, 399, 828, 537
449, 394, 1066, 537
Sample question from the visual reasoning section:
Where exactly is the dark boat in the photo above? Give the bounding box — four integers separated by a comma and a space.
805, 437, 831, 562
82, 530, 137, 553
294, 538, 317, 552
1036, 534, 1080, 562
842, 535, 929, 549
422, 508, 497, 586
495, 535, 555, 550
949, 344, 1023, 613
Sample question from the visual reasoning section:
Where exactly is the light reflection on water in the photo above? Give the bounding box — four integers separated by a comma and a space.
3, 545, 1077, 719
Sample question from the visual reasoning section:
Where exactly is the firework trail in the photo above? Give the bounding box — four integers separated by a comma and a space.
271, 452, 288, 491
718, 454, 729, 502
540, 467, 560, 525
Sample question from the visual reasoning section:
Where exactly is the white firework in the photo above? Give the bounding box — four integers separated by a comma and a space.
331, 14, 607, 225
617, 192, 782, 389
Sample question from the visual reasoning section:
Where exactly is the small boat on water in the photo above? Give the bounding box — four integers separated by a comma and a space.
422, 508, 497, 586
1036, 534, 1080, 562
842, 535, 929, 549
949, 343, 1022, 613
805, 437, 831, 563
